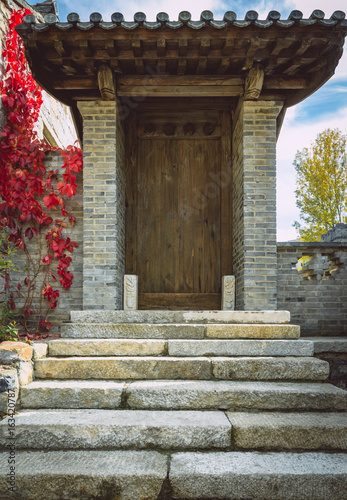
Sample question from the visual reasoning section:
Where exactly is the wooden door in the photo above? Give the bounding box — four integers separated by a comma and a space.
125, 99, 232, 310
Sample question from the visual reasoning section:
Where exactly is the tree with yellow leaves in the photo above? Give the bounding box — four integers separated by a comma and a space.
293, 128, 347, 241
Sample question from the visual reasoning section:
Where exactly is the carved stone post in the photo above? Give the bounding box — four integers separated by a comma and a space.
124, 275, 138, 310
221, 276, 235, 310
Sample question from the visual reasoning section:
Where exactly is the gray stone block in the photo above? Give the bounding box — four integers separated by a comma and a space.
126, 380, 347, 411
212, 357, 329, 381
168, 339, 313, 357
0, 409, 231, 450
227, 412, 347, 450
34, 357, 211, 380
61, 323, 205, 339
170, 451, 347, 499
206, 324, 300, 339
49, 338, 166, 356
70, 310, 291, 324
0, 450, 167, 500
20, 381, 125, 409
0, 350, 20, 364
0, 369, 18, 393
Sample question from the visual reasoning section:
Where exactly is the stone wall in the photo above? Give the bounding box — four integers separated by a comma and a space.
277, 234, 347, 337
232, 99, 282, 311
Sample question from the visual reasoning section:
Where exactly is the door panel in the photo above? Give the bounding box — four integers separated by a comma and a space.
125, 100, 232, 309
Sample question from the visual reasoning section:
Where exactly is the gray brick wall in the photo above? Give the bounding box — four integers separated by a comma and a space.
77, 100, 125, 310
277, 242, 347, 336
232, 99, 283, 311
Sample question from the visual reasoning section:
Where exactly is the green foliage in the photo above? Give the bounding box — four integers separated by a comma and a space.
293, 128, 347, 241
0, 228, 19, 341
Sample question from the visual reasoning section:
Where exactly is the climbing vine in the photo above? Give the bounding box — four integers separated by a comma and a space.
0, 9, 82, 339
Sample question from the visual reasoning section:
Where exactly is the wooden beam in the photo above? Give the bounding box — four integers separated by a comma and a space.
157, 39, 166, 57
217, 57, 230, 75
158, 58, 167, 74
53, 40, 65, 56
118, 75, 243, 86
132, 40, 142, 57
117, 85, 242, 97
178, 39, 188, 57
244, 64, 264, 100
134, 58, 145, 74
105, 40, 117, 57
263, 76, 309, 89
97, 64, 115, 100
79, 40, 92, 57
222, 39, 234, 56
196, 57, 207, 75
177, 58, 187, 75
200, 38, 210, 56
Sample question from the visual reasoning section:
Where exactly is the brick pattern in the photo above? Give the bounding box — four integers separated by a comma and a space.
232, 100, 283, 311
77, 100, 125, 310
277, 243, 347, 336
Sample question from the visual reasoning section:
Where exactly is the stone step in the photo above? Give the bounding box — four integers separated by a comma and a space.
49, 339, 167, 357
169, 339, 311, 356
170, 451, 347, 499
49, 338, 312, 357
0, 409, 231, 450
20, 380, 346, 411
303, 337, 347, 354
70, 309, 291, 324
2, 409, 346, 452
0, 450, 167, 500
228, 412, 347, 451
124, 380, 347, 411
20, 380, 126, 409
34, 356, 329, 381
61, 322, 300, 339
22, 380, 347, 411
1, 450, 346, 500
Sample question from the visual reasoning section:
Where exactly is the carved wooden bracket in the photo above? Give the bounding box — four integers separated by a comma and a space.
98, 64, 115, 100
244, 64, 264, 100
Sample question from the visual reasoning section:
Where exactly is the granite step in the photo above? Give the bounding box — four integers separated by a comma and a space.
20, 380, 347, 411
49, 338, 313, 357
70, 309, 291, 324
124, 380, 347, 411
0, 409, 231, 450
227, 412, 347, 450
34, 356, 329, 381
1, 409, 346, 452
169, 451, 347, 500
61, 322, 300, 339
20, 380, 126, 409
0, 450, 167, 500
0, 450, 346, 500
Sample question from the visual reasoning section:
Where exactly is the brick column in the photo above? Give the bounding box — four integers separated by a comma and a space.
232, 99, 283, 310
77, 101, 125, 310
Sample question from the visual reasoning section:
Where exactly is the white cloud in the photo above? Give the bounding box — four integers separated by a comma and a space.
283, 0, 347, 17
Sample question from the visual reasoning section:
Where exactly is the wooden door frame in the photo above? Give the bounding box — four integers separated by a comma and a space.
125, 98, 233, 310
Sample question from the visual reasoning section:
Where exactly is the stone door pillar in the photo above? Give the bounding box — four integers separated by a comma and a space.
77, 101, 125, 310
232, 99, 283, 310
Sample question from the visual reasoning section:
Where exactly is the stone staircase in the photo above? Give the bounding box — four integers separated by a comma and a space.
1, 310, 347, 500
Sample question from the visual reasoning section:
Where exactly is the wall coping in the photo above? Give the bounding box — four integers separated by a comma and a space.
277, 242, 347, 250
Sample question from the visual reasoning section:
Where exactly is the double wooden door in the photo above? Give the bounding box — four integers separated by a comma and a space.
125, 99, 232, 309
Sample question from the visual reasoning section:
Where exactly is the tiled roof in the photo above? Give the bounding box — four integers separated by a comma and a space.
17, 9, 347, 34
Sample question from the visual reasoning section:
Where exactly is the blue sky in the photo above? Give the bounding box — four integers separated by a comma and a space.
54, 0, 347, 241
